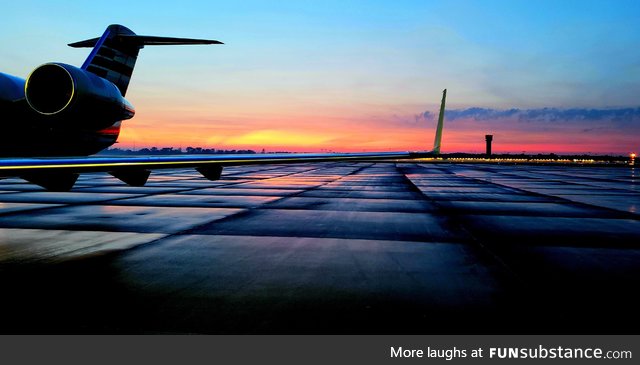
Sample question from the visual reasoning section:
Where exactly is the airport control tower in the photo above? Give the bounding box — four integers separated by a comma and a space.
485, 135, 493, 158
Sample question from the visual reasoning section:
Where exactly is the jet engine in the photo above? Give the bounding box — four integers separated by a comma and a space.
24, 63, 135, 129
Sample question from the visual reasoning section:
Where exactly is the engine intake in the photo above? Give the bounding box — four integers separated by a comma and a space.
25, 63, 74, 114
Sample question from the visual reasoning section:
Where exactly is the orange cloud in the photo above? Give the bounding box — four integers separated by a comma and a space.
222, 130, 338, 147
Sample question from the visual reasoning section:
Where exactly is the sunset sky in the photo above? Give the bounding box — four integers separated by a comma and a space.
2, 0, 639, 154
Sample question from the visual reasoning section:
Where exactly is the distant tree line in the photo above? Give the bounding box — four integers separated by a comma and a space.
97, 148, 630, 162
99, 147, 257, 155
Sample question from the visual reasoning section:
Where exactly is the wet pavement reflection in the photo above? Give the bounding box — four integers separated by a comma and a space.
0, 162, 638, 333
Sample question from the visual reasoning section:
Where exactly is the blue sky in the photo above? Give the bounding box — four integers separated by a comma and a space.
2, 0, 639, 153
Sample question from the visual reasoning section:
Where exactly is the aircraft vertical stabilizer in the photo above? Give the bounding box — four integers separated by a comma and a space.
72, 25, 142, 96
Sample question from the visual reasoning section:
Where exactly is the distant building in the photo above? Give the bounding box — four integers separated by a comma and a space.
485, 135, 493, 158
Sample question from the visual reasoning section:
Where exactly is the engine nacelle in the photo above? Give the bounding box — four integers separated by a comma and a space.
24, 63, 135, 129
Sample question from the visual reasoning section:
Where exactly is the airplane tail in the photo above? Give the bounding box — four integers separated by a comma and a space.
69, 24, 222, 96
432, 89, 446, 154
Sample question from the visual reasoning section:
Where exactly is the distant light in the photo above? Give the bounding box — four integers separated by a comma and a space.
631, 153, 637, 159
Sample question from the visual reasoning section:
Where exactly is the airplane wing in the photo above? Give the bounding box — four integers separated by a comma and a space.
0, 90, 446, 191
0, 151, 435, 191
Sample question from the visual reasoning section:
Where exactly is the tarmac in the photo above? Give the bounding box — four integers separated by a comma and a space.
0, 161, 638, 333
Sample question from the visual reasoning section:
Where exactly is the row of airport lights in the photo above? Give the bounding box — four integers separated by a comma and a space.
415, 153, 636, 165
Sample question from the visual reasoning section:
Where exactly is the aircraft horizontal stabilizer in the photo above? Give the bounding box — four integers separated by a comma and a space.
69, 35, 223, 48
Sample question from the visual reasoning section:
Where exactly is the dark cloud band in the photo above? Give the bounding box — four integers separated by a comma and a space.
421, 107, 640, 122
